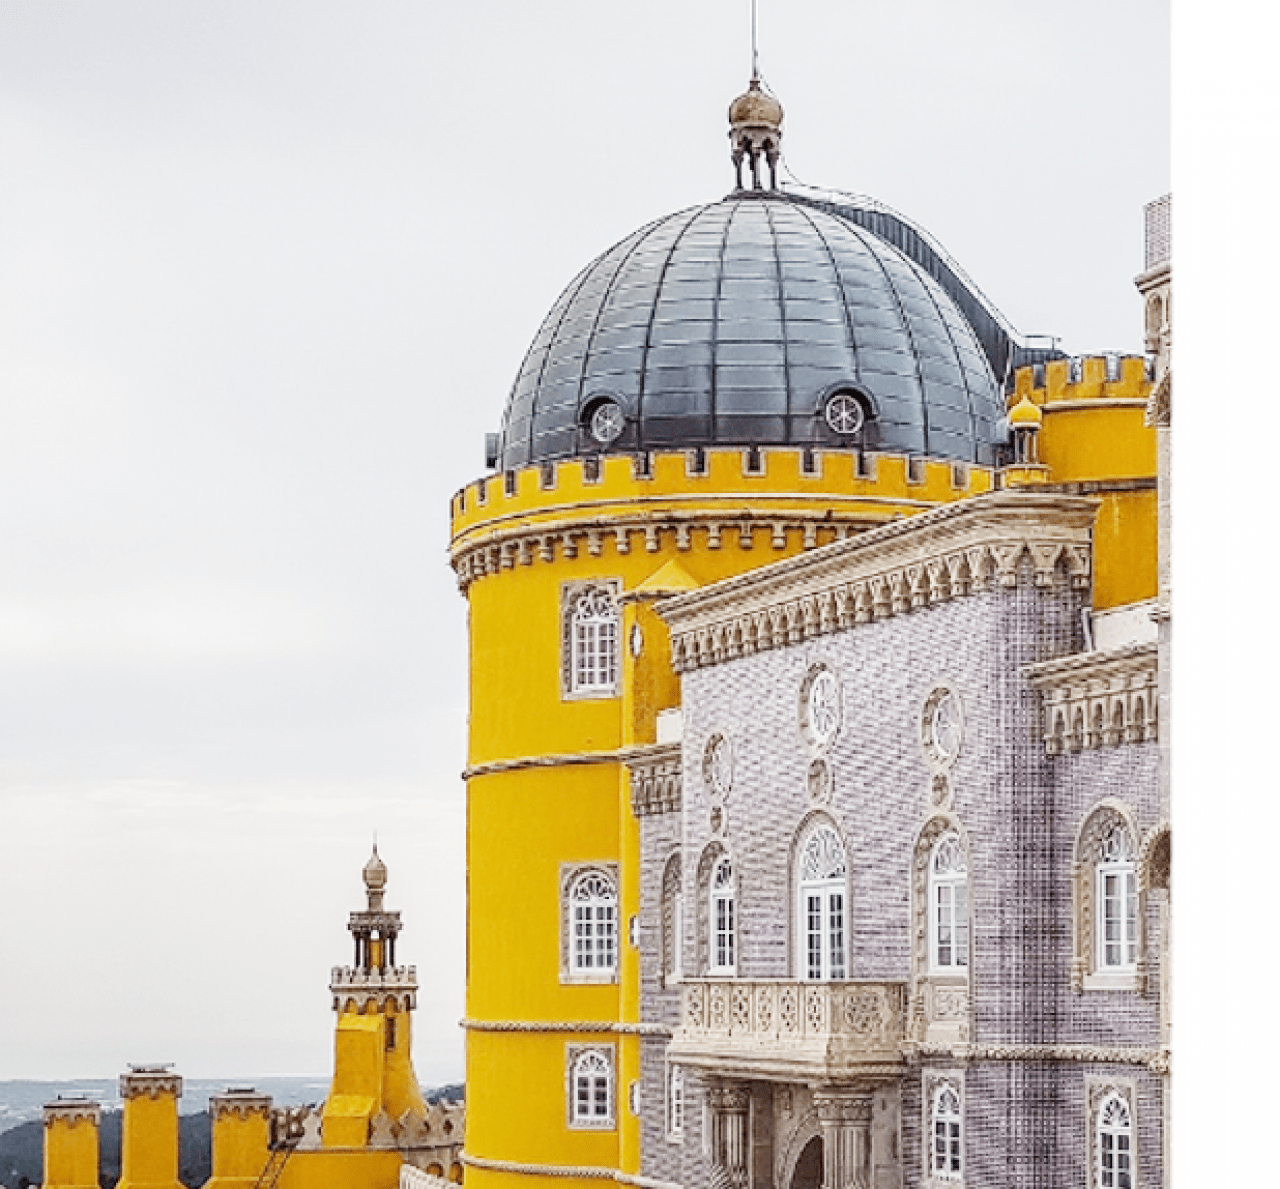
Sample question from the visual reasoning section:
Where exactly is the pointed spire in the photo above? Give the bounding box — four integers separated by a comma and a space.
363, 842, 388, 911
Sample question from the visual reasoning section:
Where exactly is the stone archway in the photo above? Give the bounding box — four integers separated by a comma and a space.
789, 1135, 823, 1189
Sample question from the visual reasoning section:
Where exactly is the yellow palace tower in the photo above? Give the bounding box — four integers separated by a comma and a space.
449, 80, 1156, 1186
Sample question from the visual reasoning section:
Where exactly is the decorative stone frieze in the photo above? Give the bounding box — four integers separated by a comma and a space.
452, 508, 885, 591
628, 744, 682, 817
1025, 643, 1158, 754
669, 978, 906, 1082
42, 1098, 101, 1126
119, 1067, 183, 1100
209, 1089, 272, 1121
330, 964, 418, 1012
657, 492, 1097, 673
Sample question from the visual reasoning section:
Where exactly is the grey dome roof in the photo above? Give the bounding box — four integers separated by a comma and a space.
498, 192, 1007, 469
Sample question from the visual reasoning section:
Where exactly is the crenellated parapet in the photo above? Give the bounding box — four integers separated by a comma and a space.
658, 490, 1097, 673
449, 447, 995, 590
330, 964, 418, 1012
1008, 354, 1152, 409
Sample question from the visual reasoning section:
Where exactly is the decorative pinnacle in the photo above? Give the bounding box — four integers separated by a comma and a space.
363, 843, 388, 911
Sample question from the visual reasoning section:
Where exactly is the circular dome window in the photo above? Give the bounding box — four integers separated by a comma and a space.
823, 390, 867, 435
585, 398, 625, 445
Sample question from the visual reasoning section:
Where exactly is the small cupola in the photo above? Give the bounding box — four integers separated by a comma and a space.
729, 76, 783, 191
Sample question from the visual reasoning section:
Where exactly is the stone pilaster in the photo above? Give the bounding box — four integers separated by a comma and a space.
706, 1080, 752, 1189
814, 1086, 875, 1189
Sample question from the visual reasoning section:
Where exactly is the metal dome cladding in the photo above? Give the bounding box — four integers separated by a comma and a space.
498, 191, 1007, 470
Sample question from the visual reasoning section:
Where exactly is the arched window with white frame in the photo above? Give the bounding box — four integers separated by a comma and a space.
1096, 1093, 1133, 1189
930, 1083, 963, 1180
709, 855, 736, 974
796, 822, 848, 981
570, 1047, 614, 1128
1073, 803, 1145, 992
570, 869, 617, 975
1097, 825, 1137, 972
930, 833, 969, 973
567, 586, 619, 695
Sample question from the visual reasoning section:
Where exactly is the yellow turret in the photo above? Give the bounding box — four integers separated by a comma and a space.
116, 1067, 184, 1189
41, 1099, 101, 1189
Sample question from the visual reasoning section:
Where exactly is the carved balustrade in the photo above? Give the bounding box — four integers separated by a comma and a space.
669, 979, 907, 1082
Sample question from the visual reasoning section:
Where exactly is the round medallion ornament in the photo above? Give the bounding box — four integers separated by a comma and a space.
823, 390, 866, 435
801, 665, 842, 750
704, 733, 733, 800
921, 686, 963, 772
588, 399, 625, 444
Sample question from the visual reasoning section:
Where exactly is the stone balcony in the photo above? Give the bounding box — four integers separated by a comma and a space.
668, 978, 907, 1083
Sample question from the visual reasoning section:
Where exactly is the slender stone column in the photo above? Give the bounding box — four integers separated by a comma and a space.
814, 1086, 874, 1189
705, 1080, 751, 1189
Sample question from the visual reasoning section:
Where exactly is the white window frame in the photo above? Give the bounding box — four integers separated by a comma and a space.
563, 583, 620, 699
709, 855, 736, 975
929, 833, 970, 974
1096, 826, 1137, 973
796, 823, 848, 981
561, 865, 619, 983
930, 1083, 963, 1181
567, 1045, 615, 1130
667, 1064, 684, 1140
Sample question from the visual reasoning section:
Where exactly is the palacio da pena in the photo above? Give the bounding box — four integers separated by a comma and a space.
39, 70, 1171, 1189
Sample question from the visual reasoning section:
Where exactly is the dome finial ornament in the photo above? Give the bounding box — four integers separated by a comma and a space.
363, 841, 388, 911
729, 0, 782, 190
728, 76, 783, 191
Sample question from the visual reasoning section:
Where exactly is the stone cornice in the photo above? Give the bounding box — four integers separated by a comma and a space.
628, 744, 682, 817
1025, 643, 1158, 753
658, 491, 1097, 673
912, 1042, 1169, 1075
461, 1018, 673, 1037
119, 1071, 183, 1101
210, 1091, 273, 1121
331, 964, 418, 1011
461, 1151, 680, 1188
463, 741, 678, 781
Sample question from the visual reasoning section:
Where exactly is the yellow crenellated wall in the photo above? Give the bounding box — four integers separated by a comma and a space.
1008, 356, 1157, 610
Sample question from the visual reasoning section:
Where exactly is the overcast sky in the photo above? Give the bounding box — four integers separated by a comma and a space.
0, 0, 1185, 1090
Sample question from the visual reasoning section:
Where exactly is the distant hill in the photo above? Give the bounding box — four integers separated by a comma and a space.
0, 1082, 463, 1188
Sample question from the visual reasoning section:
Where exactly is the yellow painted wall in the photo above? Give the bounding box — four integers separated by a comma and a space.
117, 1093, 182, 1189
276, 1149, 404, 1189
324, 1013, 384, 1148
203, 1110, 270, 1189
455, 448, 993, 1185
42, 1115, 99, 1189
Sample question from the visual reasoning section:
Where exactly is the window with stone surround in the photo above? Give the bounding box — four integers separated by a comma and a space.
667, 1064, 684, 1139
561, 865, 618, 983
562, 582, 620, 699
1073, 802, 1145, 992
1087, 1080, 1136, 1189
931, 1083, 963, 1180
709, 854, 736, 974
930, 834, 969, 973
567, 1045, 614, 1129
795, 820, 848, 980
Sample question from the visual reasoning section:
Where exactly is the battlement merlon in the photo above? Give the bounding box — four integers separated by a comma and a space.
331, 964, 418, 1012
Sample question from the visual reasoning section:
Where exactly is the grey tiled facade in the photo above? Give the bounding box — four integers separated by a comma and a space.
636, 535, 1169, 1188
